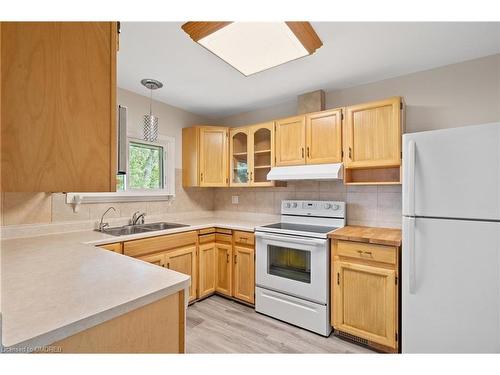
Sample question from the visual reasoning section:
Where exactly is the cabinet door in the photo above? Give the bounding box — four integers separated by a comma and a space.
199, 127, 228, 187
1, 22, 118, 192
344, 97, 401, 169
198, 242, 216, 298
165, 246, 198, 302
306, 109, 342, 164
233, 246, 255, 304
333, 260, 397, 348
249, 122, 275, 186
137, 253, 165, 267
275, 116, 306, 166
229, 128, 250, 186
100, 243, 122, 253
215, 243, 232, 297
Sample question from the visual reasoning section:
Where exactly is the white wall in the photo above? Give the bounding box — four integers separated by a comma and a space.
217, 54, 500, 132
117, 88, 211, 168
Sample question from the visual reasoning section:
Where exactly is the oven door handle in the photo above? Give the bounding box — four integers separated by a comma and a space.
255, 232, 328, 246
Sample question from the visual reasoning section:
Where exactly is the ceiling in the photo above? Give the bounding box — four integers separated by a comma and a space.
118, 22, 500, 119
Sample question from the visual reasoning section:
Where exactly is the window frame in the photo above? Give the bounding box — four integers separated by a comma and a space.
124, 137, 166, 192
66, 134, 175, 207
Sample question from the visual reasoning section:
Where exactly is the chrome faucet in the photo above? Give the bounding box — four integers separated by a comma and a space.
98, 207, 117, 231
131, 211, 146, 225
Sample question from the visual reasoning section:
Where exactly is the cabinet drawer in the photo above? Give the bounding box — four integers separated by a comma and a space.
199, 227, 215, 235
199, 233, 215, 244
123, 231, 198, 257
335, 240, 396, 265
216, 228, 232, 235
216, 233, 232, 243
233, 230, 254, 246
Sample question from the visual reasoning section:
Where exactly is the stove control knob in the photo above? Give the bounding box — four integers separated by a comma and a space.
284, 203, 291, 208
332, 204, 340, 210
291, 202, 298, 208
324, 203, 332, 209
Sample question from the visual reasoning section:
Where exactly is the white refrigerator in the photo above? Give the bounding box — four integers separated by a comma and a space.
402, 123, 500, 353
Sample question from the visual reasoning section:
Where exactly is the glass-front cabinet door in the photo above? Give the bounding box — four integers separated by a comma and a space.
230, 122, 275, 187
230, 129, 249, 186
249, 122, 274, 186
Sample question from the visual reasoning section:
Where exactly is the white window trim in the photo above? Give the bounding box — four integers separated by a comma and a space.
66, 133, 175, 211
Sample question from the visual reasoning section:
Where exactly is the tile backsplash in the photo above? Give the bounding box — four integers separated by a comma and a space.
214, 181, 402, 228
1, 169, 215, 226
1, 172, 401, 229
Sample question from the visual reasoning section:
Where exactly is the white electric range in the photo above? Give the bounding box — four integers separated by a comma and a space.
255, 200, 346, 336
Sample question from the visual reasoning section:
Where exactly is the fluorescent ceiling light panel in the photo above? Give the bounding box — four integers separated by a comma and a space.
182, 22, 322, 76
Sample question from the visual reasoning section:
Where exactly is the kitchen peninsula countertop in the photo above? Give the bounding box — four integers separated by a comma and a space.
0, 215, 277, 350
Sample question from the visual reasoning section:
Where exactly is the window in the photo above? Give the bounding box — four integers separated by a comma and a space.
66, 135, 175, 206
117, 140, 165, 191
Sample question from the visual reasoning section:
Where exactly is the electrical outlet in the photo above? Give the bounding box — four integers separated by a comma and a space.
231, 195, 239, 204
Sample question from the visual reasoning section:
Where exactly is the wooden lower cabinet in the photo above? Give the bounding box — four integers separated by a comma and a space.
233, 245, 255, 304
215, 242, 233, 297
333, 261, 397, 349
198, 242, 216, 298
50, 291, 185, 353
121, 229, 255, 306
99, 242, 122, 253
137, 252, 166, 267
165, 245, 198, 302
332, 239, 399, 352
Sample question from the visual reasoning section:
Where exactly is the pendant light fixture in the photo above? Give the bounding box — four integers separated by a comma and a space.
140, 78, 163, 142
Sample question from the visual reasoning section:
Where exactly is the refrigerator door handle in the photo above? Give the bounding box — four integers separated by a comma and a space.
405, 139, 416, 216
407, 217, 417, 294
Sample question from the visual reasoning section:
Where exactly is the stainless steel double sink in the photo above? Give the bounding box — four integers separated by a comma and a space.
97, 222, 189, 236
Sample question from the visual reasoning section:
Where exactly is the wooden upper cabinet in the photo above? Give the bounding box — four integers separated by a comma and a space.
230, 128, 250, 186
199, 127, 229, 186
344, 97, 402, 169
182, 126, 229, 187
275, 110, 342, 167
1, 22, 118, 192
333, 261, 397, 349
229, 122, 274, 187
305, 109, 342, 164
250, 122, 274, 186
275, 115, 306, 166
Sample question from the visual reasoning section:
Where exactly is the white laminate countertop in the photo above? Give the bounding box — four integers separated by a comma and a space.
0, 215, 276, 349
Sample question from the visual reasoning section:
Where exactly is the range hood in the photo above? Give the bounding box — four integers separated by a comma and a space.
266, 163, 343, 181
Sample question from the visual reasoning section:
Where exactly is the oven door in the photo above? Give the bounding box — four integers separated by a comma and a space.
255, 232, 329, 304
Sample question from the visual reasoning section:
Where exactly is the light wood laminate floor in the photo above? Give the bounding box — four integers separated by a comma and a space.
186, 295, 374, 353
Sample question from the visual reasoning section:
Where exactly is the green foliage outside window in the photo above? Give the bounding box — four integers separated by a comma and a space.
116, 141, 164, 191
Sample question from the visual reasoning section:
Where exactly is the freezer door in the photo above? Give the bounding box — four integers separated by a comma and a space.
403, 123, 500, 220
402, 217, 500, 353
